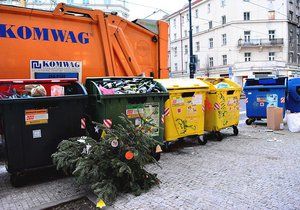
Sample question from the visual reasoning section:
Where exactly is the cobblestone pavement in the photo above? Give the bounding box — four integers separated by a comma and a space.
0, 167, 86, 210
1, 124, 300, 210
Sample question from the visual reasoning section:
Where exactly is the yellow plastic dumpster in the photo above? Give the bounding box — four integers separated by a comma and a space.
156, 79, 209, 146
198, 77, 242, 141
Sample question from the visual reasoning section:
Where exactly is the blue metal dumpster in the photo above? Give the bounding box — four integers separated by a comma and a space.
286, 78, 300, 113
243, 77, 287, 125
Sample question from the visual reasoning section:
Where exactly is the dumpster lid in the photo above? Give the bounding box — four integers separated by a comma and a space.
197, 77, 242, 91
155, 79, 209, 90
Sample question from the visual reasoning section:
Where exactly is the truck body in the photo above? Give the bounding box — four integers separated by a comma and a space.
0, 3, 169, 81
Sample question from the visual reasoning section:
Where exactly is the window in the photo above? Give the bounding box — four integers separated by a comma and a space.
209, 38, 214, 48
67, 0, 74, 3
185, 61, 188, 71
244, 0, 249, 1
222, 55, 227, 65
222, 34, 227, 45
209, 57, 214, 67
209, 21, 213, 29
196, 42, 200, 52
289, 52, 294, 63
208, 3, 211, 13
174, 63, 178, 71
174, 33, 177, 40
268, 10, 275, 20
289, 11, 294, 21
244, 31, 251, 42
173, 19, 176, 28
244, 12, 250, 21
269, 30, 275, 40
186, 13, 189, 22
174, 47, 178, 57
184, 45, 188, 55
83, 0, 89, 4
222, 15, 226, 25
195, 9, 199, 18
269, 52, 275, 61
184, 30, 188, 37
221, 0, 226, 7
181, 15, 184, 23
195, 26, 200, 33
245, 52, 251, 62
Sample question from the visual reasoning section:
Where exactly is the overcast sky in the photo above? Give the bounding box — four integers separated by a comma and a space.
125, 0, 187, 20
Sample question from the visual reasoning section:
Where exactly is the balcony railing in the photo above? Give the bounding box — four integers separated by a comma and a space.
238, 38, 284, 47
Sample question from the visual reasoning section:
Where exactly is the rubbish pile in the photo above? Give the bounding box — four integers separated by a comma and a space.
0, 85, 47, 99
96, 78, 164, 95
0, 83, 73, 99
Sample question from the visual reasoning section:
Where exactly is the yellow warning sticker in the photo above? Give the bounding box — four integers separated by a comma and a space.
25, 109, 48, 125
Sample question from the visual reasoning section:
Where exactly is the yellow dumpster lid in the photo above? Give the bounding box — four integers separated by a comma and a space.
155, 79, 209, 90
197, 77, 242, 91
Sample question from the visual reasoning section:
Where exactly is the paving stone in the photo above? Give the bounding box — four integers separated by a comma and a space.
1, 124, 300, 209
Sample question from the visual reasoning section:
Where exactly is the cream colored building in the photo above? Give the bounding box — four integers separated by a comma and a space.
165, 0, 300, 85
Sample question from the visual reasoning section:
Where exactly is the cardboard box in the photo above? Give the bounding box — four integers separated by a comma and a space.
267, 107, 283, 131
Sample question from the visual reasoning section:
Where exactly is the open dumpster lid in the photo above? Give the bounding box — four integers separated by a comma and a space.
155, 79, 209, 90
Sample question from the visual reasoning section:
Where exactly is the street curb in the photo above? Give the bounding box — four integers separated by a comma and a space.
32, 193, 87, 210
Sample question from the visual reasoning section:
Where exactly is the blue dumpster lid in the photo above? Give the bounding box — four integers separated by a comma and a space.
244, 77, 287, 87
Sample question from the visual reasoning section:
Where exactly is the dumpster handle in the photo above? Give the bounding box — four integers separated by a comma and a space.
182, 92, 195, 98
258, 88, 270, 92
227, 90, 235, 95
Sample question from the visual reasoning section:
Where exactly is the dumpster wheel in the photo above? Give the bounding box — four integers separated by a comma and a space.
197, 135, 207, 145
214, 131, 223, 141
246, 118, 255, 125
232, 126, 239, 136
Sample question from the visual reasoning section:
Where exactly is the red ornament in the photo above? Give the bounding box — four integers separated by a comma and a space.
125, 151, 134, 160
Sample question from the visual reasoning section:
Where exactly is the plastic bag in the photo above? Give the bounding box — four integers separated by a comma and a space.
51, 85, 65, 97
286, 113, 300, 133
214, 82, 230, 89
99, 85, 115, 95
25, 84, 47, 97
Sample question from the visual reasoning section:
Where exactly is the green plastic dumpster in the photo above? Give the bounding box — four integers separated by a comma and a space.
0, 79, 88, 186
85, 77, 169, 143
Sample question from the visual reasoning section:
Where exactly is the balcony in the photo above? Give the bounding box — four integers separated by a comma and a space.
238, 38, 284, 48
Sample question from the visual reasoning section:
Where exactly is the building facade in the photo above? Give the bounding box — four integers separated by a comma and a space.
0, 0, 129, 18
165, 0, 300, 85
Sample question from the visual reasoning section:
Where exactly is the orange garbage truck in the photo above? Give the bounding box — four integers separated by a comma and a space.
0, 3, 169, 81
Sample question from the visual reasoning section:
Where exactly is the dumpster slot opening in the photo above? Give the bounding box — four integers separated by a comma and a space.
127, 97, 147, 104
227, 90, 235, 95
182, 92, 195, 98
258, 88, 270, 92
297, 86, 300, 95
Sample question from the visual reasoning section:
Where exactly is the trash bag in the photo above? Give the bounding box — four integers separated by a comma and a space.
286, 112, 300, 133
214, 82, 230, 89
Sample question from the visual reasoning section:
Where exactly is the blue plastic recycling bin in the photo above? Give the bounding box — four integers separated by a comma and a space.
243, 77, 287, 125
286, 78, 300, 113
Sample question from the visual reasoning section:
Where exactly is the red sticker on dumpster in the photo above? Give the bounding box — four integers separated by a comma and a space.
25, 109, 48, 125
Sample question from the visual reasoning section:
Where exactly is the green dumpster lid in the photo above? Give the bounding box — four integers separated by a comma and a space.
155, 79, 209, 90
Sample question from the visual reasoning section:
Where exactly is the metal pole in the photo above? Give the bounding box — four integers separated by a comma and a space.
188, 0, 196, 78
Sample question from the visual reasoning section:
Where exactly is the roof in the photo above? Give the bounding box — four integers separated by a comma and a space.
164, 0, 203, 20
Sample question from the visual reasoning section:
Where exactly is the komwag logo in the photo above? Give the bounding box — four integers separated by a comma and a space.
0, 24, 90, 44
31, 60, 82, 72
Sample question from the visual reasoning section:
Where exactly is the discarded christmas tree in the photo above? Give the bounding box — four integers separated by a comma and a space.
52, 115, 162, 206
